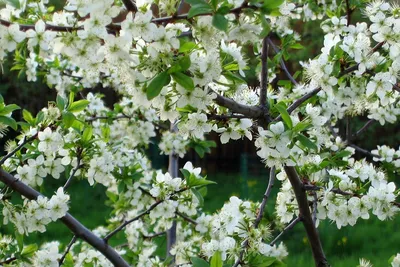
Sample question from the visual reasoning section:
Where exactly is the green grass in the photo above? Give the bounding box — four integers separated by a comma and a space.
2, 172, 399, 266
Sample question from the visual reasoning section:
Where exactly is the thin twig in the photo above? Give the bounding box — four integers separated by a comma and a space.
254, 167, 275, 228
270, 217, 302, 246
233, 240, 249, 267
0, 256, 17, 265
143, 231, 166, 239
59, 235, 77, 266
275, 87, 321, 121
267, 38, 299, 86
234, 167, 276, 266
104, 187, 189, 242
346, 116, 351, 143
340, 42, 385, 76
0, 135, 35, 166
104, 200, 163, 242
176, 211, 198, 225
348, 144, 379, 158
353, 119, 374, 138
63, 160, 82, 191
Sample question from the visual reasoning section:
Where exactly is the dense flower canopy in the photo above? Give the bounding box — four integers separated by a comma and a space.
0, 0, 400, 266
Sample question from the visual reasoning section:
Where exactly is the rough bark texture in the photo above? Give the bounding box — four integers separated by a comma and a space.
284, 166, 328, 267
0, 169, 130, 267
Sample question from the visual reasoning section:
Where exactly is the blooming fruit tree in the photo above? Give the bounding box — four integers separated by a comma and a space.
1, 0, 400, 266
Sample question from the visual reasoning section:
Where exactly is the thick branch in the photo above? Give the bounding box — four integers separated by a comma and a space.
259, 37, 269, 107
212, 91, 263, 118
284, 166, 328, 267
121, 0, 137, 12
0, 169, 129, 267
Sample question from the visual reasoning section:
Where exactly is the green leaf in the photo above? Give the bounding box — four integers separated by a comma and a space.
297, 134, 318, 151
35, 111, 44, 125
57, 95, 66, 110
68, 100, 90, 113
82, 126, 93, 142
0, 104, 20, 116
168, 56, 191, 74
189, 178, 217, 187
22, 109, 34, 124
21, 244, 38, 257
210, 251, 222, 267
194, 145, 205, 158
263, 0, 284, 10
186, 0, 213, 18
292, 121, 311, 133
180, 168, 191, 180
171, 72, 195, 91
179, 42, 197, 53
62, 112, 76, 128
333, 150, 352, 159
275, 102, 292, 129
212, 13, 228, 31
146, 71, 171, 100
0, 115, 18, 130
192, 256, 210, 267
16, 231, 24, 252
63, 253, 74, 267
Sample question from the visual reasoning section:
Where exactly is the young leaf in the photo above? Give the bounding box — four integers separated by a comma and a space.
62, 112, 76, 128
192, 257, 210, 267
22, 109, 34, 124
212, 13, 228, 31
0, 115, 18, 130
56, 95, 66, 110
275, 102, 292, 129
186, 0, 213, 18
82, 126, 93, 142
0, 104, 20, 116
68, 100, 90, 113
297, 134, 318, 151
210, 251, 223, 267
146, 71, 171, 100
171, 72, 195, 91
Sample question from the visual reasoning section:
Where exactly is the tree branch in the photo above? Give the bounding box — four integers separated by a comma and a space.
212, 90, 263, 118
176, 211, 198, 225
58, 235, 77, 266
270, 216, 302, 246
267, 38, 299, 86
254, 167, 275, 228
0, 256, 17, 265
167, 122, 179, 258
353, 119, 375, 138
259, 37, 269, 107
284, 166, 328, 267
121, 0, 137, 12
103, 200, 163, 242
0, 135, 36, 166
0, 169, 130, 267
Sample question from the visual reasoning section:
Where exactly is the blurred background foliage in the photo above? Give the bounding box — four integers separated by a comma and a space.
1, 0, 400, 266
